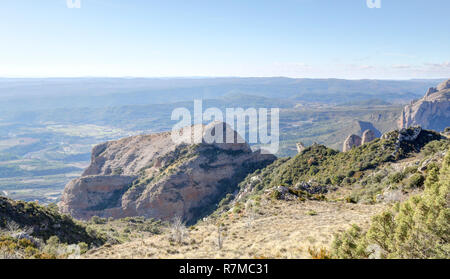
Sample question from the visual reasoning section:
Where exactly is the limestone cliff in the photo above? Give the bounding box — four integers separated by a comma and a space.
398, 79, 450, 131
60, 122, 276, 224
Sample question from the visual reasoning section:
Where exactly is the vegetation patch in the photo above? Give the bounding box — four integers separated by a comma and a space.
0, 197, 105, 246
332, 151, 450, 259
227, 128, 447, 208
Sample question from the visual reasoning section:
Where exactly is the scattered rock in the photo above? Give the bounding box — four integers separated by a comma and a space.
294, 181, 329, 194
269, 186, 297, 201
376, 190, 405, 203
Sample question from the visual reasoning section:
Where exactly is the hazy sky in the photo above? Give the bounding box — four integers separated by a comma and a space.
1, 0, 449, 79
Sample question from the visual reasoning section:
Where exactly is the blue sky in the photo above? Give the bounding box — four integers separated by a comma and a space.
1, 0, 449, 79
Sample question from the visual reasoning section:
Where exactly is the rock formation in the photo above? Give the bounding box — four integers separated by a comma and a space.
361, 129, 376, 145
351, 120, 381, 138
398, 79, 450, 131
397, 126, 422, 142
343, 134, 362, 152
296, 142, 306, 153
444, 127, 450, 138
60, 122, 276, 224
343, 128, 378, 151
380, 126, 444, 158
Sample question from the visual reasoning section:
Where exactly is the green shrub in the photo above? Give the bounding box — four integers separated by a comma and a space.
332, 152, 450, 259
306, 210, 318, 216
407, 173, 425, 189
422, 140, 449, 157
345, 196, 358, 204
332, 224, 368, 259
271, 190, 282, 200
90, 216, 107, 225
332, 174, 345, 185
78, 242, 89, 254
233, 203, 243, 213
388, 172, 405, 184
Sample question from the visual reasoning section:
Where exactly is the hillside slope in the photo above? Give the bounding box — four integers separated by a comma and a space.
224, 127, 445, 210
0, 196, 104, 246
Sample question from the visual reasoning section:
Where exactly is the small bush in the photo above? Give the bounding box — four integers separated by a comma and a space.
90, 216, 107, 225
78, 242, 89, 254
388, 172, 405, 184
345, 196, 357, 204
271, 190, 282, 200
308, 247, 332, 259
407, 173, 425, 189
306, 210, 318, 216
169, 216, 188, 245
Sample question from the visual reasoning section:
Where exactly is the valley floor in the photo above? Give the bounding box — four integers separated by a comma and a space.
84, 200, 386, 259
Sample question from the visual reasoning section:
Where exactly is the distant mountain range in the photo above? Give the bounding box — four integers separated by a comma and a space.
0, 77, 445, 112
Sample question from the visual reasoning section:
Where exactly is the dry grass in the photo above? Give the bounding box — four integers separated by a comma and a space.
84, 199, 385, 259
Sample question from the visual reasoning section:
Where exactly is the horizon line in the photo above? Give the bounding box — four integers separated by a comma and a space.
0, 76, 447, 81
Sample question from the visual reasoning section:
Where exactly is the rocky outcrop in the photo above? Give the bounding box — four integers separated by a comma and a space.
294, 181, 330, 195
296, 142, 306, 153
397, 126, 422, 142
361, 129, 376, 145
381, 126, 444, 159
343, 135, 362, 152
60, 122, 276, 224
343, 129, 378, 152
352, 120, 381, 138
437, 79, 450, 91
341, 120, 381, 151
444, 127, 450, 138
398, 79, 450, 131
